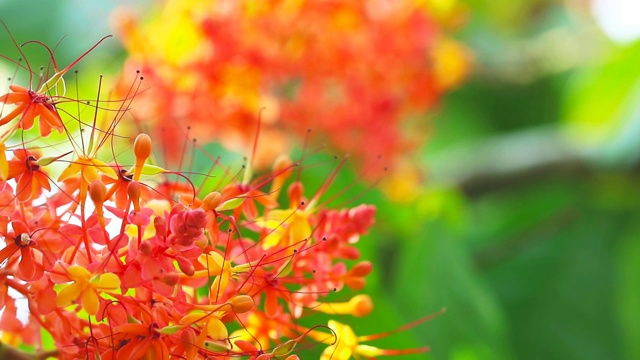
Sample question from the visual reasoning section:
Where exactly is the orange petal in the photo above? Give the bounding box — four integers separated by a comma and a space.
8, 85, 29, 93
0, 103, 27, 126
0, 243, 18, 263
0, 91, 30, 104
37, 104, 63, 128
19, 104, 37, 130
15, 174, 34, 202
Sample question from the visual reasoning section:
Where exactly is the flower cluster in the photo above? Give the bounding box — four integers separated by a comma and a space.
0, 28, 440, 359
114, 0, 469, 174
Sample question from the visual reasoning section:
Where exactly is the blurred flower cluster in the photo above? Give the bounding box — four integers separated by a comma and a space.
114, 0, 469, 174
0, 0, 465, 358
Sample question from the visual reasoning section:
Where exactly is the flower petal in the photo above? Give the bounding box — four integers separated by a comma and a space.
92, 272, 121, 290
67, 265, 91, 281
58, 162, 81, 182
56, 283, 81, 307
206, 317, 228, 340
0, 103, 27, 126
81, 289, 99, 315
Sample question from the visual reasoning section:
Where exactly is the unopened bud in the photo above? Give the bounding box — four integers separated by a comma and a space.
349, 294, 373, 317
128, 181, 141, 212
345, 277, 366, 290
89, 180, 107, 205
133, 133, 152, 181
163, 272, 180, 286
176, 256, 195, 276
234, 339, 257, 352
201, 191, 222, 211
134, 133, 152, 160
140, 240, 153, 255
288, 181, 304, 206
349, 261, 373, 277
181, 327, 197, 351
230, 295, 254, 314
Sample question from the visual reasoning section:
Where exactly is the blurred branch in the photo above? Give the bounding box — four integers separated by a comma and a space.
428, 126, 592, 197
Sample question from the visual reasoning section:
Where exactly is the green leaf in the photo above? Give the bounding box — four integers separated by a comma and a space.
216, 197, 244, 211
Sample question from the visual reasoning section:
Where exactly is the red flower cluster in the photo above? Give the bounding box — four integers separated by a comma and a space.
114, 0, 469, 174
0, 29, 442, 359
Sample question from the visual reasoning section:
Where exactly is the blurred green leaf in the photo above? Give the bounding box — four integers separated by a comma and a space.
394, 219, 514, 360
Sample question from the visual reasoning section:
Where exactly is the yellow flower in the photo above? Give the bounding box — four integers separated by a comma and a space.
58, 156, 117, 184
255, 208, 311, 249
56, 265, 121, 315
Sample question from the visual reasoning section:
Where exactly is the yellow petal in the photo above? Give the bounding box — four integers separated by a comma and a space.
0, 143, 8, 180
82, 164, 100, 184
56, 283, 81, 307
92, 273, 121, 290
209, 271, 230, 302
180, 312, 206, 326
58, 162, 81, 181
67, 265, 91, 281
81, 289, 99, 315
206, 317, 228, 340
289, 214, 311, 241
91, 158, 118, 179
198, 252, 225, 275
255, 209, 290, 229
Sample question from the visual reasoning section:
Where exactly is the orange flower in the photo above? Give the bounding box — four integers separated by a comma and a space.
6, 149, 51, 202
0, 85, 63, 136
0, 25, 111, 137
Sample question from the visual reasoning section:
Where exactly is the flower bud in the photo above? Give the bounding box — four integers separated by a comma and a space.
201, 191, 222, 211
349, 261, 373, 277
128, 181, 141, 212
140, 240, 153, 255
288, 181, 304, 207
176, 256, 195, 276
230, 295, 254, 314
163, 272, 180, 286
89, 180, 107, 205
133, 133, 152, 181
134, 133, 152, 160
349, 294, 373, 317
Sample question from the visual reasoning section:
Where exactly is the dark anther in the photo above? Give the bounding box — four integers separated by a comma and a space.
149, 323, 161, 339
119, 168, 133, 181
14, 233, 31, 247
26, 155, 40, 171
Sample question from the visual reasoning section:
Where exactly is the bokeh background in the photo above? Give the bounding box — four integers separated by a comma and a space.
2, 0, 640, 359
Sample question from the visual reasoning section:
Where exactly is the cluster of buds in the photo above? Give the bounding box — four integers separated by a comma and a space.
0, 25, 441, 360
